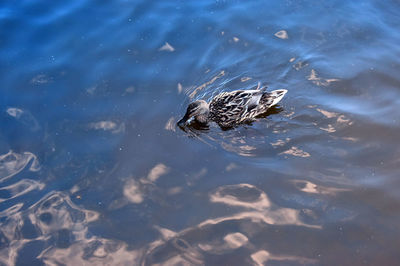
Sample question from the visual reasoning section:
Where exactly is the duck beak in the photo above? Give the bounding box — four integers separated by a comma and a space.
177, 119, 186, 127
177, 114, 189, 127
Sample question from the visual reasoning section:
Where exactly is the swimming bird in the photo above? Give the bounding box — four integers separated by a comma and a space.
178, 86, 287, 128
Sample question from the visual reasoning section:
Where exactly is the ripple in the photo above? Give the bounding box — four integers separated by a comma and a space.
123, 163, 170, 204
158, 42, 175, 52
188, 70, 226, 100
6, 107, 23, 118
274, 30, 289, 39
0, 151, 40, 182
292, 180, 351, 196
279, 146, 311, 158
164, 117, 176, 132
6, 108, 40, 131
198, 232, 249, 254
0, 179, 45, 203
210, 183, 270, 210
30, 74, 52, 85
147, 163, 169, 182
223, 232, 248, 249
307, 69, 340, 87
207, 183, 319, 227
142, 183, 320, 265
0, 203, 24, 218
251, 250, 317, 265
41, 239, 142, 265
123, 179, 144, 204
0, 191, 99, 265
88, 121, 125, 134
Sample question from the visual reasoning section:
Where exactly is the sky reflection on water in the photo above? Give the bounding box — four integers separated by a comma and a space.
1, 0, 400, 265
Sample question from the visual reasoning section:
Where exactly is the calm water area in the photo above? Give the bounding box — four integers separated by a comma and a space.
1, 0, 400, 265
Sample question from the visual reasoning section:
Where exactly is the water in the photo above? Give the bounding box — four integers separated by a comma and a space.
1, 0, 400, 265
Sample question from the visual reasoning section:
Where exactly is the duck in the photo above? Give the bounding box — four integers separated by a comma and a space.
178, 85, 287, 128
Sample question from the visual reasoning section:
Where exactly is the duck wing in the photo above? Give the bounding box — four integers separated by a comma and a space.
259, 89, 287, 108
209, 89, 266, 126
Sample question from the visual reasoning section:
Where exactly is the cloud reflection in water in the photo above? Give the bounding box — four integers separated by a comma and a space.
0, 191, 99, 265
141, 183, 320, 265
0, 150, 40, 182
123, 163, 170, 204
6, 108, 41, 131
0, 158, 350, 265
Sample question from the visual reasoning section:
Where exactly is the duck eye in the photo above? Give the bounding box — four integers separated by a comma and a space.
188, 103, 197, 109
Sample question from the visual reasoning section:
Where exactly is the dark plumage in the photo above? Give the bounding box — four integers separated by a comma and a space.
178, 86, 287, 128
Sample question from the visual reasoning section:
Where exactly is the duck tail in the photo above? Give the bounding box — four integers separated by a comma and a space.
261, 89, 287, 107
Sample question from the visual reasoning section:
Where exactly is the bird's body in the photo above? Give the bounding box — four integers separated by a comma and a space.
178, 86, 287, 128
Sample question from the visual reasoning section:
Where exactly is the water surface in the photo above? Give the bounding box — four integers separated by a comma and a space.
1, 0, 400, 265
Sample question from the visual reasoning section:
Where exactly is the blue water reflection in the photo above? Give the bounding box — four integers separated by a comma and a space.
1, 0, 400, 264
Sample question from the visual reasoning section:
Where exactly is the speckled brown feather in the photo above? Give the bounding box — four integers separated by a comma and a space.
208, 88, 287, 128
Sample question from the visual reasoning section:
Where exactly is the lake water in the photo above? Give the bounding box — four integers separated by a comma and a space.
1, 0, 400, 265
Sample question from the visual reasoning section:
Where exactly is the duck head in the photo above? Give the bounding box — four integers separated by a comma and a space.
178, 100, 209, 127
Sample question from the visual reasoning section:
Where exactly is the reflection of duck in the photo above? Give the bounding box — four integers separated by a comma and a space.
178, 86, 287, 128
